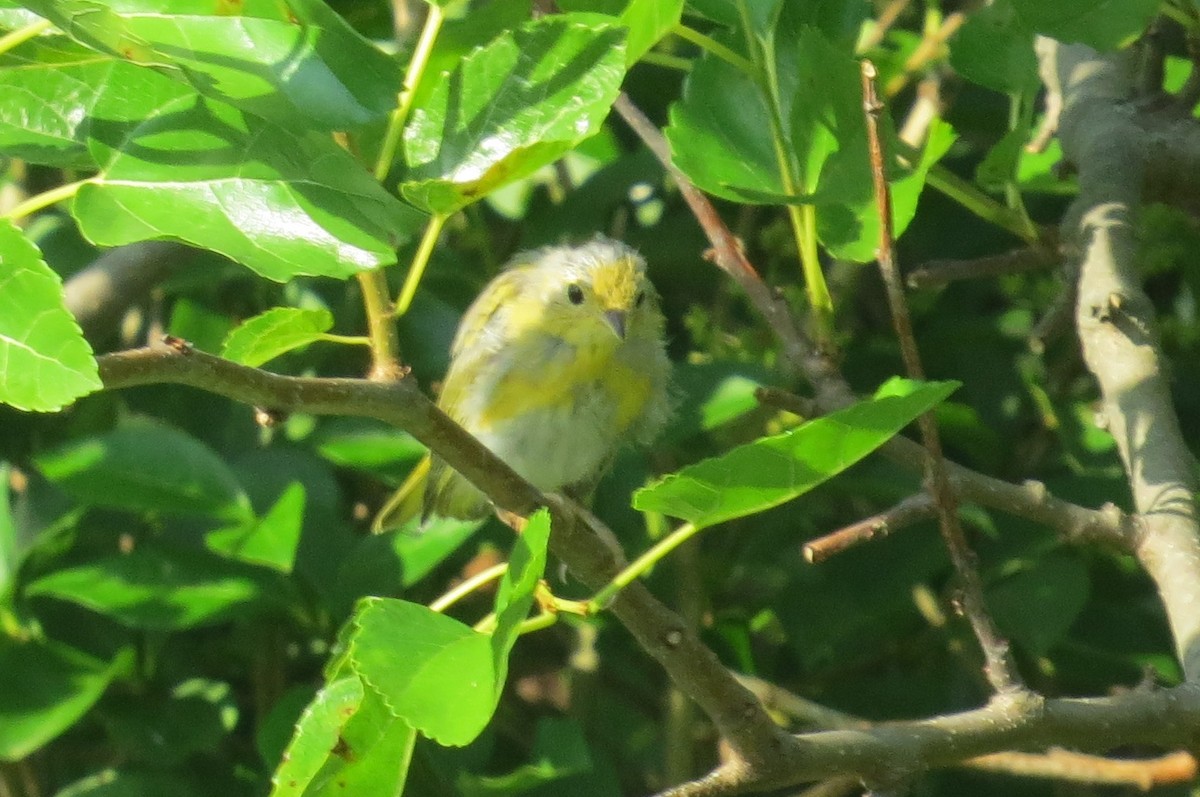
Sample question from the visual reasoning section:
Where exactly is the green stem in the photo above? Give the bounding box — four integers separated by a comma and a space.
514, 611, 559, 636
738, 1, 834, 336
430, 562, 508, 614
356, 269, 404, 381
395, 212, 447, 316
0, 18, 52, 57
587, 522, 702, 612
639, 50, 693, 72
672, 23, 756, 75
925, 166, 1040, 244
2, 179, 86, 220
373, 3, 445, 183
319, 333, 372, 346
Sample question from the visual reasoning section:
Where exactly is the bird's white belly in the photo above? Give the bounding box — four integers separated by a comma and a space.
473, 386, 620, 491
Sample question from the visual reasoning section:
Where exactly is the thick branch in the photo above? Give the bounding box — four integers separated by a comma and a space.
96, 346, 794, 772
1040, 38, 1200, 679
658, 684, 1200, 797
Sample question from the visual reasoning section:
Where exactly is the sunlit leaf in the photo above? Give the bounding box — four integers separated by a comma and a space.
634, 379, 959, 528
0, 219, 100, 412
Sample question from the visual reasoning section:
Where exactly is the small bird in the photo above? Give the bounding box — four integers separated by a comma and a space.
372, 237, 671, 530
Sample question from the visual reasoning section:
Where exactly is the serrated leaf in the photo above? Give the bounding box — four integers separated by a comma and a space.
35, 417, 253, 520
346, 599, 493, 746
18, 0, 399, 130
0, 219, 100, 412
207, 482, 305, 573
634, 379, 960, 528
343, 511, 549, 747
222, 308, 335, 367
0, 639, 131, 760
270, 678, 415, 797
74, 94, 424, 283
665, 52, 785, 204
401, 17, 627, 214
26, 545, 275, 631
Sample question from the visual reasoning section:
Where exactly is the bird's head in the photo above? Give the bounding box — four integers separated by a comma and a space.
519, 238, 662, 350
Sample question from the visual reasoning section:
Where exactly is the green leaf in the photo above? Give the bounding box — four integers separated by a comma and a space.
344, 600, 497, 746
270, 677, 364, 795
0, 639, 130, 760
35, 417, 253, 521
0, 36, 129, 169
634, 379, 960, 528
311, 419, 427, 475
458, 716, 592, 796
103, 678, 238, 765
819, 117, 957, 262
206, 482, 305, 573
666, 51, 785, 203
343, 510, 549, 747
18, 0, 399, 130
26, 545, 274, 631
270, 678, 416, 797
1010, 0, 1158, 51
401, 17, 627, 214
988, 553, 1090, 655
620, 0, 684, 64
490, 508, 550, 662
0, 219, 100, 412
222, 308, 335, 367
74, 95, 424, 283
949, 2, 1039, 94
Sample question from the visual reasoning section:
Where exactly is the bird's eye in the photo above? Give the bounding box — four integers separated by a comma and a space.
567, 284, 585, 305
634, 290, 646, 308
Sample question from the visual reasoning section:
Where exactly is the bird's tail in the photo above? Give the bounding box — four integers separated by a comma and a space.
371, 454, 431, 534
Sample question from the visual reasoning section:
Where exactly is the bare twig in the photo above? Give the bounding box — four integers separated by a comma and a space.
906, 246, 1058, 290
863, 60, 1023, 694
968, 748, 1197, 789
804, 493, 937, 563
754, 387, 1132, 548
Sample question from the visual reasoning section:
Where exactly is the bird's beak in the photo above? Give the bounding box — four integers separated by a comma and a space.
603, 309, 627, 339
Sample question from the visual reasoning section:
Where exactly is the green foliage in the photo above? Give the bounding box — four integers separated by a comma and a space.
0, 219, 99, 411
0, 1, 1189, 795
635, 378, 958, 528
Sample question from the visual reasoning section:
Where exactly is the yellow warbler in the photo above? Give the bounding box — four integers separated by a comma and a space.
373, 237, 671, 530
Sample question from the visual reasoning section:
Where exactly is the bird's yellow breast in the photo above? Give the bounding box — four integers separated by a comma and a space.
479, 341, 651, 433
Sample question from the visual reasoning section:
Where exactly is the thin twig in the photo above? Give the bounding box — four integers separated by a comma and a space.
968, 748, 1197, 789
804, 493, 937, 563
906, 247, 1059, 290
612, 93, 851, 406
862, 60, 1023, 694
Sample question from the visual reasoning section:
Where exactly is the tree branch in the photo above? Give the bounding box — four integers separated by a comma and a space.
96, 346, 795, 773
1039, 37, 1200, 680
